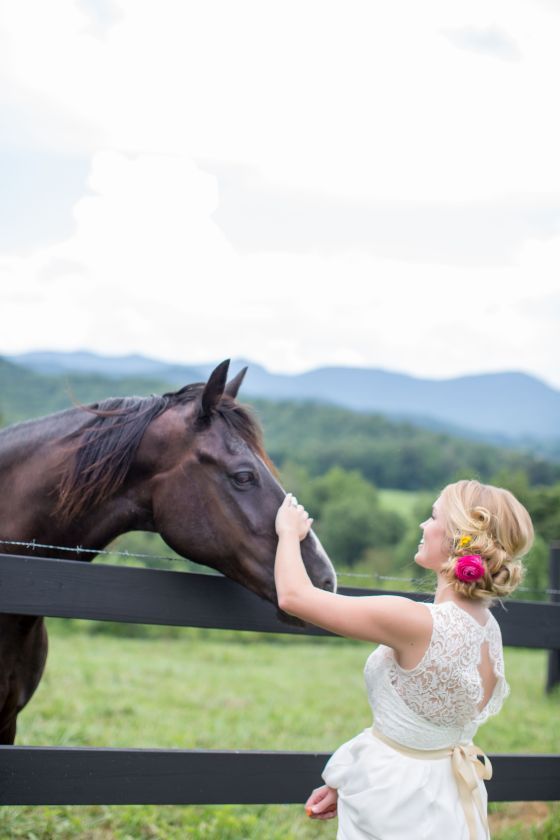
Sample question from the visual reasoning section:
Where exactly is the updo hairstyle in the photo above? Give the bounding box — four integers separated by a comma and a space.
438, 479, 534, 603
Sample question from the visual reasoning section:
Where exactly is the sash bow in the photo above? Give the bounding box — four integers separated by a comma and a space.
451, 743, 492, 840
371, 728, 492, 840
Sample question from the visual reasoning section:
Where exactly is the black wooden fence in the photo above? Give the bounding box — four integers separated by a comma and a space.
0, 552, 559, 805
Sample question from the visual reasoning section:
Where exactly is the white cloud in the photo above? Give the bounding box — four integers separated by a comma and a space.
1, 0, 560, 388
1, 148, 559, 388
3, 0, 560, 199
442, 25, 522, 62
207, 163, 560, 265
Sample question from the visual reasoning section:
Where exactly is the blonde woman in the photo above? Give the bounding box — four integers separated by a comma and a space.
274, 479, 534, 840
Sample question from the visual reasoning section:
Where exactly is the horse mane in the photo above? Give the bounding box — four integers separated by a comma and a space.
55, 384, 274, 522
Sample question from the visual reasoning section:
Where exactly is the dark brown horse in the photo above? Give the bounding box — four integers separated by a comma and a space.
0, 359, 335, 744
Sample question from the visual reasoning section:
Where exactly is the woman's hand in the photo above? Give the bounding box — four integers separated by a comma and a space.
275, 493, 313, 541
304, 784, 338, 820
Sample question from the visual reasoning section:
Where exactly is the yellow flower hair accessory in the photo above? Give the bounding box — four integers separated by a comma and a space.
458, 535, 472, 548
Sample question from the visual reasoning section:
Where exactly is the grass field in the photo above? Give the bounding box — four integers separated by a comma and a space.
1, 620, 559, 839
378, 488, 427, 520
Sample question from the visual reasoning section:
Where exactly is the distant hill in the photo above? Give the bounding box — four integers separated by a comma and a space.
0, 357, 173, 425
10, 350, 204, 382
8, 350, 560, 443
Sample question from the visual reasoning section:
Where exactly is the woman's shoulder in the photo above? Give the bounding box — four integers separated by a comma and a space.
389, 600, 434, 670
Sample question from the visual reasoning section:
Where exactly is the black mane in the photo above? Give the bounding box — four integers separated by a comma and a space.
55, 384, 273, 521
55, 394, 169, 521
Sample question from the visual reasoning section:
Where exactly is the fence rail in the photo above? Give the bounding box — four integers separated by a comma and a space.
1, 554, 558, 646
1, 748, 559, 805
0, 552, 559, 807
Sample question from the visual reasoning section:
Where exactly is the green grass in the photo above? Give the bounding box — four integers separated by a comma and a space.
378, 488, 426, 520
1, 622, 558, 839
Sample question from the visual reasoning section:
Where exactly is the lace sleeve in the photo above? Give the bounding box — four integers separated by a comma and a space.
475, 618, 510, 723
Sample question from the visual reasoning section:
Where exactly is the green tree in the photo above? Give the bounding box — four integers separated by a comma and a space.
309, 468, 406, 567
519, 534, 549, 602
394, 493, 434, 575
277, 461, 314, 503
526, 483, 560, 544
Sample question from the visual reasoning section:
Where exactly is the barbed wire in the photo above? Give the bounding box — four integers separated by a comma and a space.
0, 538, 199, 567
1, 538, 558, 596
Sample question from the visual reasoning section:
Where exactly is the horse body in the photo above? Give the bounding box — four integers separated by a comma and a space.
0, 361, 335, 743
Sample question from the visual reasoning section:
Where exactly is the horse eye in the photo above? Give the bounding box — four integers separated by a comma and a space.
233, 471, 255, 486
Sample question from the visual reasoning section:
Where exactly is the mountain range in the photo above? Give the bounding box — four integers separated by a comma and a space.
6, 350, 560, 447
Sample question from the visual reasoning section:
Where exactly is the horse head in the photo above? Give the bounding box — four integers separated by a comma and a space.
136, 360, 337, 608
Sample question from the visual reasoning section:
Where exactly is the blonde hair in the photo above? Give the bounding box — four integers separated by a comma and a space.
438, 479, 534, 603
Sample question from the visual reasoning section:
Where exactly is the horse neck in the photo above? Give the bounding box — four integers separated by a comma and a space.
0, 408, 86, 467
0, 409, 154, 558
60, 489, 155, 558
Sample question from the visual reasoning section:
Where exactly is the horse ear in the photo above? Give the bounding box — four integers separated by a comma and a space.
225, 366, 248, 399
200, 359, 230, 418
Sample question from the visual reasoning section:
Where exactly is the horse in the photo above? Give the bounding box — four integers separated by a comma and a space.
0, 359, 336, 744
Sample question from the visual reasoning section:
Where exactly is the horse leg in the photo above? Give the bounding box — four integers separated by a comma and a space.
0, 699, 18, 745
19, 616, 49, 707
0, 616, 49, 745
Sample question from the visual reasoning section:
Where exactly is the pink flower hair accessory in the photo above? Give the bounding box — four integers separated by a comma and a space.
455, 555, 485, 583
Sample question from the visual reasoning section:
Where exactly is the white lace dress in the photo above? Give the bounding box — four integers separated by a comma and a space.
322, 600, 509, 840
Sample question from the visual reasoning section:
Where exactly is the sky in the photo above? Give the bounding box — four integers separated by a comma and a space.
1, 0, 560, 387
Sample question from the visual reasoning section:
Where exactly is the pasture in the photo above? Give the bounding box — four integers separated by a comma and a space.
378, 488, 425, 518
1, 620, 558, 839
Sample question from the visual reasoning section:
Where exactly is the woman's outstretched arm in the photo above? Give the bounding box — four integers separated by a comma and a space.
275, 495, 432, 651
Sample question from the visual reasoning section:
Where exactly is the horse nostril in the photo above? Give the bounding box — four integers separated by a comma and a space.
322, 576, 336, 592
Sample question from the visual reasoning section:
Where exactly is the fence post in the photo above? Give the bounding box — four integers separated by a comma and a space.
546, 542, 560, 693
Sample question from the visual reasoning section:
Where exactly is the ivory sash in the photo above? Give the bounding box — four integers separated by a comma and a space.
371, 727, 492, 840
